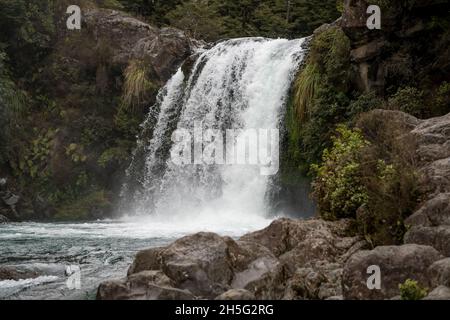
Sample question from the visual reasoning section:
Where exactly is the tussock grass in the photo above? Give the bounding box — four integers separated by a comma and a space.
122, 59, 155, 112
293, 63, 320, 123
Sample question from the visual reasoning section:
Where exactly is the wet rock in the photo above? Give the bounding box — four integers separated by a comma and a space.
215, 289, 255, 300
342, 244, 443, 300
99, 218, 362, 300
0, 214, 9, 224
159, 232, 237, 298
97, 270, 195, 300
0, 266, 40, 281
128, 247, 163, 275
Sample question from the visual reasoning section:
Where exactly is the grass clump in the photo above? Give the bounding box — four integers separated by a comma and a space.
122, 59, 156, 111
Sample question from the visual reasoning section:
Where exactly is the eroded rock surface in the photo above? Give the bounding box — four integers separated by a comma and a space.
97, 218, 365, 300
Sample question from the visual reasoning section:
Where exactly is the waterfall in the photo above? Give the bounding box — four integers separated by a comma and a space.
122, 37, 307, 229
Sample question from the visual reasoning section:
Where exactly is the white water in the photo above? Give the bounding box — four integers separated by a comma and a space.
0, 37, 308, 300
126, 37, 307, 229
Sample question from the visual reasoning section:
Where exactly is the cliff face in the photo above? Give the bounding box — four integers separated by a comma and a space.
340, 0, 449, 93
0, 8, 197, 221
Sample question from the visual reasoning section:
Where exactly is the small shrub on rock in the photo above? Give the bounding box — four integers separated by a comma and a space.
399, 279, 428, 300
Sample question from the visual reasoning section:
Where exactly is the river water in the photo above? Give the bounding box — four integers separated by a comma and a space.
0, 215, 272, 300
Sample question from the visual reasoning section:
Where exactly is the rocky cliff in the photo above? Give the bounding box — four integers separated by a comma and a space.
340, 0, 449, 94
0, 8, 198, 221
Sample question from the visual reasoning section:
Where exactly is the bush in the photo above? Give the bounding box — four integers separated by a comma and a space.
312, 111, 421, 246
432, 81, 450, 116
311, 125, 369, 220
355, 111, 421, 246
388, 87, 425, 118
399, 279, 428, 300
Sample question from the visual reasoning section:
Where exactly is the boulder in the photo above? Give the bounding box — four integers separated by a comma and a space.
158, 233, 237, 298
98, 218, 362, 300
405, 193, 450, 227
342, 244, 443, 299
128, 247, 163, 275
83, 9, 199, 85
404, 226, 450, 257
0, 266, 40, 281
423, 286, 450, 300
97, 270, 195, 300
215, 289, 255, 300
428, 258, 450, 288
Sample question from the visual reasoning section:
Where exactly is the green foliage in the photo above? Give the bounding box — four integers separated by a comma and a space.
16, 128, 58, 179
312, 113, 421, 246
355, 113, 420, 246
293, 63, 321, 122
432, 81, 450, 116
347, 91, 384, 118
65, 143, 87, 163
285, 26, 352, 176
122, 59, 156, 111
399, 279, 428, 300
118, 0, 340, 40
55, 190, 111, 221
98, 142, 131, 168
388, 87, 425, 118
165, 1, 226, 41
311, 125, 369, 220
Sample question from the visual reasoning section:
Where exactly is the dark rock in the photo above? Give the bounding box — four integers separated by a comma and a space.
128, 247, 163, 275
97, 270, 195, 300
98, 218, 363, 300
0, 214, 9, 224
0, 266, 40, 281
342, 244, 443, 299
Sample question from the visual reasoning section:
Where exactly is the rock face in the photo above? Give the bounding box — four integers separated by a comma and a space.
403, 113, 450, 257
83, 9, 199, 86
342, 244, 443, 299
97, 218, 366, 300
340, 0, 449, 92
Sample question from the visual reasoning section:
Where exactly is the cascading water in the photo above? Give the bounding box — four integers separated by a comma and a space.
122, 37, 308, 231
0, 37, 309, 300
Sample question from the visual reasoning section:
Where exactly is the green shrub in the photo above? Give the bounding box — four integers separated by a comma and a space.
311, 125, 369, 220
388, 87, 425, 118
433, 81, 450, 116
312, 112, 421, 245
399, 279, 428, 300
55, 190, 111, 221
355, 111, 421, 246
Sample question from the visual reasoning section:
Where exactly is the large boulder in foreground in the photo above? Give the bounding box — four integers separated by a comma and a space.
97, 218, 363, 300
342, 244, 442, 299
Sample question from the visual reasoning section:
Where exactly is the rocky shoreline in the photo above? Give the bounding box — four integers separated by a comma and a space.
97, 111, 450, 300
